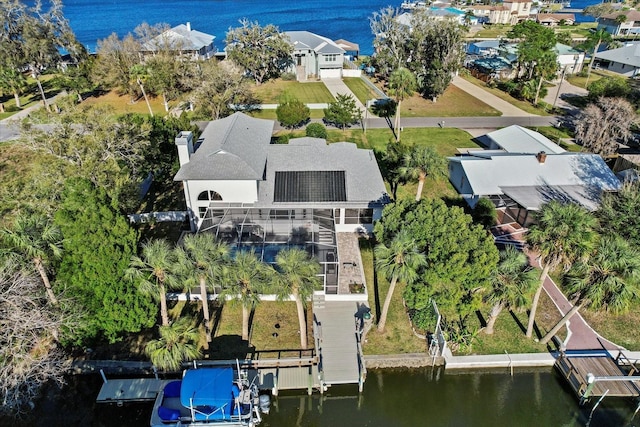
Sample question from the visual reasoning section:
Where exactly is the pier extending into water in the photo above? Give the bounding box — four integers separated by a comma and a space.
555, 350, 640, 409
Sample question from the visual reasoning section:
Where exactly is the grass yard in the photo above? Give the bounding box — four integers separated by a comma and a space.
401, 85, 501, 117
342, 77, 380, 105
83, 90, 168, 115
249, 109, 325, 120
461, 75, 552, 116
251, 80, 334, 104
472, 24, 512, 39
582, 306, 640, 351
471, 291, 565, 355
212, 301, 314, 359
360, 239, 427, 355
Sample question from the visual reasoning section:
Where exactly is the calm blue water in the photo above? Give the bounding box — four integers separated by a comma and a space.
55, 0, 393, 55
48, 0, 600, 56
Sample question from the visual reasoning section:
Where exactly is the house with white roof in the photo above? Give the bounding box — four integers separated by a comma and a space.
556, 43, 585, 74
285, 31, 346, 80
174, 112, 389, 294
594, 43, 640, 77
449, 126, 621, 226
141, 22, 215, 60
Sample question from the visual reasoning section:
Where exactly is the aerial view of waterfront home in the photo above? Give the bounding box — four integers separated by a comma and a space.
174, 112, 389, 293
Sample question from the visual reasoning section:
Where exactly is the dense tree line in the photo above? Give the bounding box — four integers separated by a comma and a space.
370, 7, 465, 100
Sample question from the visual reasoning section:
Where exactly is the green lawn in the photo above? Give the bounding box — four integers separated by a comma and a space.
249, 109, 325, 120
461, 75, 552, 116
343, 77, 380, 105
472, 24, 512, 39
401, 85, 501, 117
251, 80, 334, 104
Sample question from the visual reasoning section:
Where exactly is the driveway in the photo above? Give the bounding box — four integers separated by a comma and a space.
452, 76, 536, 117
543, 78, 587, 112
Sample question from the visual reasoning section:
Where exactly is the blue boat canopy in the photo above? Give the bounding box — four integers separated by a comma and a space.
180, 368, 235, 420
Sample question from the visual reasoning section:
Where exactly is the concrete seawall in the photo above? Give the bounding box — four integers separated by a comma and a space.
364, 352, 558, 370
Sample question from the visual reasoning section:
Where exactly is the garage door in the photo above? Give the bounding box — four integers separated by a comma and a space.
320, 68, 342, 79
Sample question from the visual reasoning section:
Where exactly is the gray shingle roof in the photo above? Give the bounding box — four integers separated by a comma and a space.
174, 113, 273, 181
258, 138, 388, 207
285, 31, 345, 55
143, 23, 214, 51
594, 43, 640, 68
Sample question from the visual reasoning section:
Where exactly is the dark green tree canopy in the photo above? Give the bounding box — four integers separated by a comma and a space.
507, 21, 557, 81
225, 19, 293, 85
323, 93, 361, 130
276, 95, 310, 129
54, 178, 156, 345
375, 198, 499, 316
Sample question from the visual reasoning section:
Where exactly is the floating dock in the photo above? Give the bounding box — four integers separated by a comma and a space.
96, 378, 166, 403
555, 351, 640, 404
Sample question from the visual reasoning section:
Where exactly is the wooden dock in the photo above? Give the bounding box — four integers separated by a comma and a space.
555, 351, 640, 403
313, 300, 361, 386
96, 378, 166, 403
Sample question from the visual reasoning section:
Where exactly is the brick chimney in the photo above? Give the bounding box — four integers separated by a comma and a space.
536, 151, 547, 164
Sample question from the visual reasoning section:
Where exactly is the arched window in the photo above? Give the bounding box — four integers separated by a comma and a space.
197, 190, 223, 201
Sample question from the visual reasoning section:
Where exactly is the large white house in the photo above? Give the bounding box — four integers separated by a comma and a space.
173, 113, 389, 293
141, 22, 216, 60
285, 31, 346, 80
449, 126, 621, 226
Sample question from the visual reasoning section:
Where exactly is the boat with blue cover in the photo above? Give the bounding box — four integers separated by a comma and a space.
150, 364, 266, 426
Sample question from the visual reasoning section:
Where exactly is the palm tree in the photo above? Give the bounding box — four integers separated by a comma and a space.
176, 233, 230, 344
584, 28, 612, 87
539, 236, 640, 345
484, 247, 538, 335
220, 251, 272, 342
145, 317, 202, 371
388, 67, 417, 143
374, 231, 427, 333
525, 201, 599, 338
126, 239, 179, 327
1, 215, 62, 305
0, 67, 27, 108
274, 248, 321, 349
399, 146, 448, 201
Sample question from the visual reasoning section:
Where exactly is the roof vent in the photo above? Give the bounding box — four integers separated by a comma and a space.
536, 151, 547, 164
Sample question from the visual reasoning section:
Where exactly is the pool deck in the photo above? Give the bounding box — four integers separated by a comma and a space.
336, 233, 366, 294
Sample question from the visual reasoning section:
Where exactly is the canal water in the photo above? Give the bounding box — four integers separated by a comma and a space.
15, 367, 638, 427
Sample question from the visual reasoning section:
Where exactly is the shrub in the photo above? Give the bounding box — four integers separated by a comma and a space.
305, 123, 328, 139
281, 72, 296, 81
471, 197, 497, 229
276, 133, 291, 144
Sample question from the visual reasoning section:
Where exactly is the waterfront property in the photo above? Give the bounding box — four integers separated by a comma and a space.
597, 10, 640, 36
174, 112, 388, 293
141, 22, 216, 60
466, 0, 533, 25
448, 125, 621, 225
285, 31, 346, 80
555, 350, 640, 410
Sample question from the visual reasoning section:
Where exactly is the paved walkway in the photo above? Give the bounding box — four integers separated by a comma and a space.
321, 78, 368, 115
452, 76, 536, 117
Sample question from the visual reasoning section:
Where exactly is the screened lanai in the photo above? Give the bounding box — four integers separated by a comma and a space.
199, 205, 340, 293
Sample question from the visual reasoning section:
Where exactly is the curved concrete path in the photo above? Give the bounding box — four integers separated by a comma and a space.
452, 76, 536, 117
527, 252, 621, 351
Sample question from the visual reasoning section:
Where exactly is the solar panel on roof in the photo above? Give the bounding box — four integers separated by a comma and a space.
274, 171, 346, 202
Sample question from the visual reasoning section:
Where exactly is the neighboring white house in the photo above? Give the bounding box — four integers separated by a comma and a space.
593, 43, 640, 77
556, 43, 585, 74
598, 10, 640, 36
536, 13, 576, 26
448, 126, 621, 226
141, 22, 216, 60
285, 31, 346, 80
